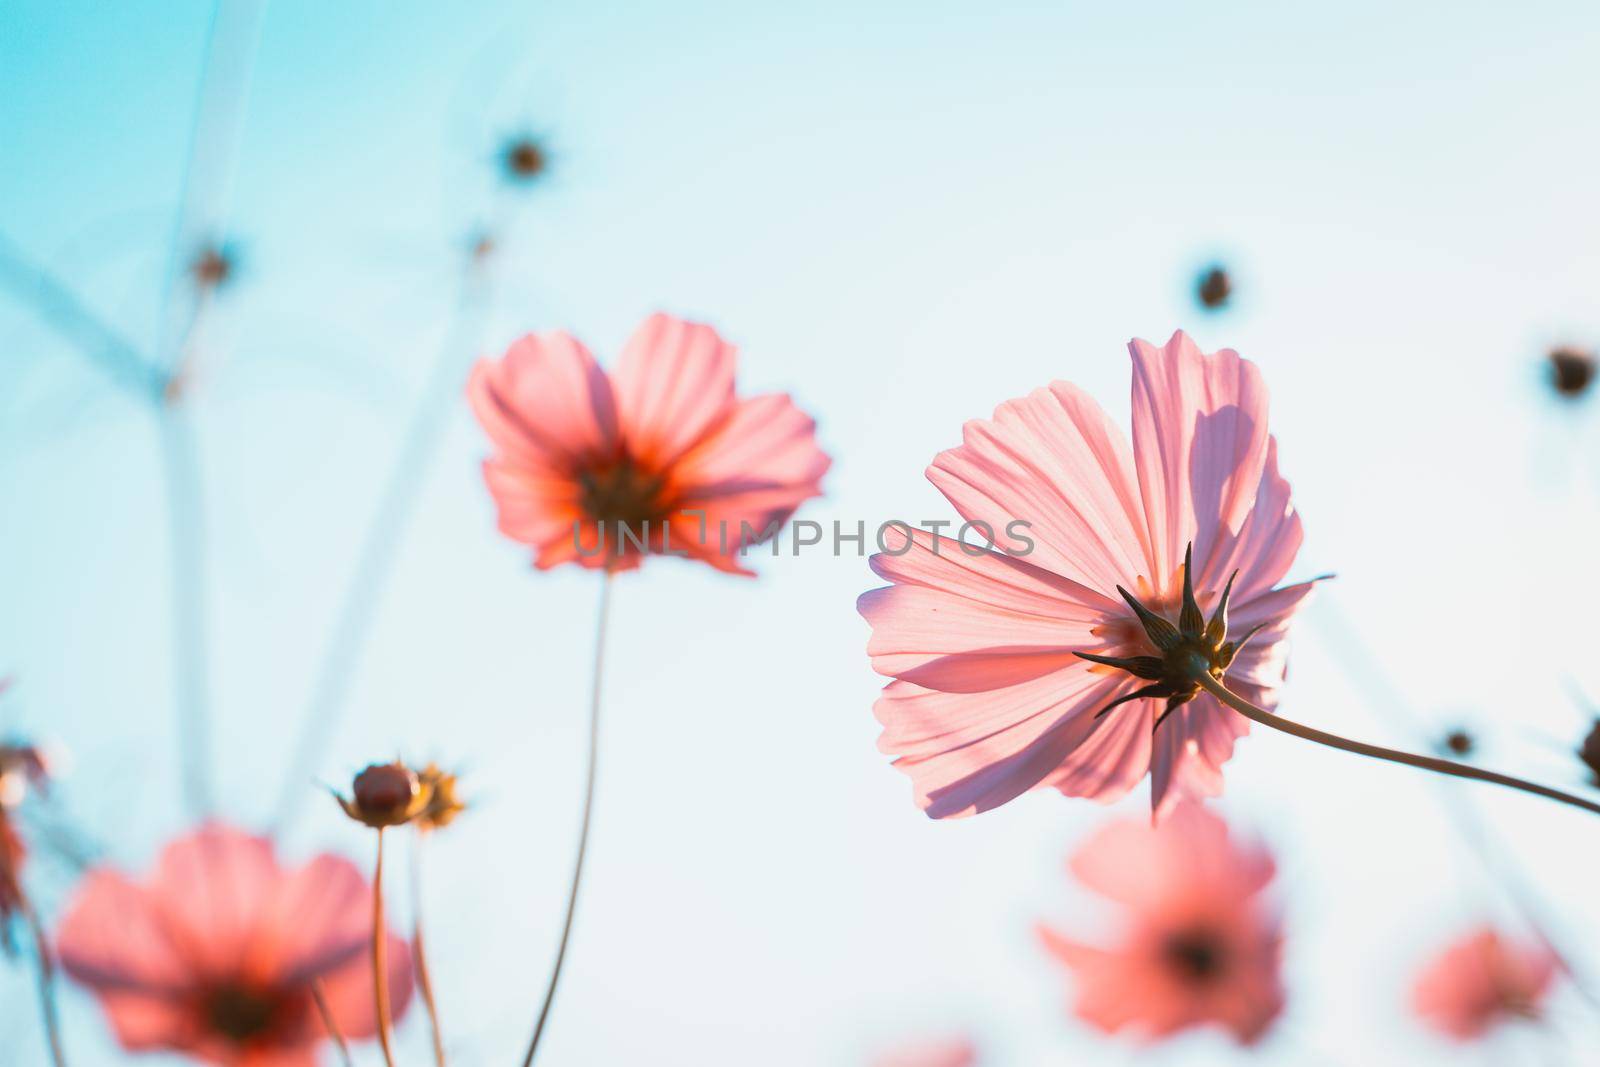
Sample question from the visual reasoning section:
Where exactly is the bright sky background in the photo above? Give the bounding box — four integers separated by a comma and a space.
4, 1, 1600, 1064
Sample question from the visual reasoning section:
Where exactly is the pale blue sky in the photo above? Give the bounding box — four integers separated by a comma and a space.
3, 1, 1600, 1064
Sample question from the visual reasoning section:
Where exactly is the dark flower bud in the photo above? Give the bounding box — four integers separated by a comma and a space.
189, 244, 236, 291
1547, 346, 1595, 399
336, 761, 431, 829
501, 136, 549, 184
1577, 721, 1600, 785
1441, 729, 1475, 758
1197, 266, 1232, 311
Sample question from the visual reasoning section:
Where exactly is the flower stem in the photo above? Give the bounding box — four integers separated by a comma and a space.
1195, 674, 1600, 817
311, 978, 354, 1067
371, 828, 397, 1067
521, 571, 613, 1067
411, 835, 447, 1066
21, 897, 67, 1067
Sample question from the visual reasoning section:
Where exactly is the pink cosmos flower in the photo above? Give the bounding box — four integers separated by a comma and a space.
1038, 803, 1284, 1044
870, 1035, 978, 1067
57, 824, 414, 1066
1411, 927, 1558, 1039
468, 312, 830, 574
859, 330, 1318, 818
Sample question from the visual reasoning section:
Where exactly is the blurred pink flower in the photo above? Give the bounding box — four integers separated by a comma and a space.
58, 824, 413, 1066
1412, 927, 1557, 1039
870, 1035, 978, 1067
468, 312, 829, 574
859, 330, 1316, 818
1038, 803, 1284, 1045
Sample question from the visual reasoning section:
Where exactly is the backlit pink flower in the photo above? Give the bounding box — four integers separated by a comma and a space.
859, 331, 1317, 818
58, 824, 414, 1066
1411, 927, 1557, 1040
1037, 803, 1284, 1044
870, 1035, 978, 1067
468, 312, 830, 574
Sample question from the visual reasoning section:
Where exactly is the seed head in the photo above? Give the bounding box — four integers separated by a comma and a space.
415, 764, 466, 832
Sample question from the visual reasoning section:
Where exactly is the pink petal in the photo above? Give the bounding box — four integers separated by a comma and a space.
146, 825, 282, 980
57, 871, 191, 992
1042, 703, 1155, 805
926, 382, 1150, 594
467, 331, 619, 466
1128, 331, 1270, 593
611, 313, 738, 468
1197, 437, 1303, 600
259, 855, 369, 983
83, 992, 196, 1052
888, 667, 1121, 819
670, 391, 831, 497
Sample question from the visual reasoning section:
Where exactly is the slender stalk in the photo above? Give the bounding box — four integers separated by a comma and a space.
311, 978, 354, 1067
158, 398, 216, 818
370, 828, 398, 1067
411, 834, 447, 1066
521, 572, 614, 1067
20, 897, 67, 1067
1195, 674, 1600, 817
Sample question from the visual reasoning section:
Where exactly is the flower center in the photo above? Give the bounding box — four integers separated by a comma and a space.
577, 459, 670, 537
204, 984, 286, 1044
1075, 544, 1265, 728
1162, 927, 1229, 985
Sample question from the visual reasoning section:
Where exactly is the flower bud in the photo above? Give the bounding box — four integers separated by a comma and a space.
1548, 346, 1595, 400
1197, 266, 1232, 311
336, 761, 431, 829
1577, 721, 1600, 785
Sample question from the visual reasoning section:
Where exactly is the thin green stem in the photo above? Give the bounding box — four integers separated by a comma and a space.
1195, 674, 1600, 817
311, 978, 354, 1067
521, 571, 613, 1067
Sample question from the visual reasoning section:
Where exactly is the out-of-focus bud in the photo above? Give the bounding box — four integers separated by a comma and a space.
415, 764, 466, 832
189, 243, 236, 291
1196, 265, 1232, 311
335, 761, 431, 829
1547, 346, 1595, 400
1577, 721, 1600, 785
1441, 729, 1475, 758
500, 136, 549, 184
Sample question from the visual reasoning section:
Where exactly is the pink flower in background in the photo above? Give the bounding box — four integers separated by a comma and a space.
1411, 927, 1557, 1039
870, 1035, 978, 1067
468, 312, 830, 574
58, 824, 413, 1066
1037, 803, 1284, 1045
859, 331, 1317, 818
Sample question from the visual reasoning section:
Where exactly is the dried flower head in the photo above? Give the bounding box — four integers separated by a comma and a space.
336, 761, 431, 829
0, 742, 50, 809
415, 764, 466, 831
501, 136, 549, 184
1547, 346, 1595, 399
1197, 266, 1232, 310
189, 243, 236, 291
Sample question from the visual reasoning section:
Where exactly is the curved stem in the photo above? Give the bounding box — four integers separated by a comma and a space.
371, 829, 397, 1067
411, 834, 447, 1066
21, 897, 67, 1067
1195, 674, 1600, 817
521, 571, 613, 1067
